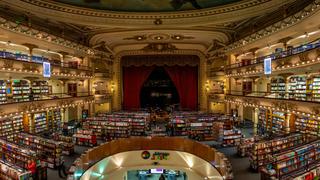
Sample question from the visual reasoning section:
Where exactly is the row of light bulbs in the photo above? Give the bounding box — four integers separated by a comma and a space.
226, 57, 320, 77
0, 100, 95, 119
0, 19, 99, 57
0, 67, 94, 78
226, 2, 320, 51
225, 99, 319, 119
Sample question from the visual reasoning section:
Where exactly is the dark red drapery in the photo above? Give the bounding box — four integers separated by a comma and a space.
123, 66, 154, 110
165, 66, 198, 110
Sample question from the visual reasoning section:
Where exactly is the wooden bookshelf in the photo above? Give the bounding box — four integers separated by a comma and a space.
170, 119, 187, 136
0, 160, 32, 180
32, 112, 48, 134
288, 76, 307, 101
31, 80, 49, 101
73, 129, 97, 147
0, 115, 23, 141
0, 138, 38, 170
15, 133, 63, 169
0, 80, 7, 104
260, 140, 320, 179
188, 122, 214, 141
12, 80, 30, 103
237, 137, 256, 157
271, 77, 286, 98
295, 116, 320, 136
249, 133, 317, 170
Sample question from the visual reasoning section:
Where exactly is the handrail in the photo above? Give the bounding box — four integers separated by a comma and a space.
0, 92, 93, 106
70, 137, 232, 180
0, 54, 92, 71
226, 39, 320, 70
226, 90, 320, 103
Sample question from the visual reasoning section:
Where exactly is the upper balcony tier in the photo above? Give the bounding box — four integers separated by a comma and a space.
0, 92, 94, 118
0, 57, 93, 79
226, 40, 320, 77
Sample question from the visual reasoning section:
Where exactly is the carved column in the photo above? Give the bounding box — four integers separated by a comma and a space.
22, 43, 38, 62
59, 51, 69, 67
252, 108, 259, 135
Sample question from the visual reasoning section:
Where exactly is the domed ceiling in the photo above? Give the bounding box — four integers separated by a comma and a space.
55, 0, 241, 12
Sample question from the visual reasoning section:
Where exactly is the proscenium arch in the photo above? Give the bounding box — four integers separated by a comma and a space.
112, 49, 207, 111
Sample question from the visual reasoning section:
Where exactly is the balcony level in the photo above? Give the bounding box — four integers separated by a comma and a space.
0, 92, 94, 117
226, 90, 320, 116
226, 40, 320, 77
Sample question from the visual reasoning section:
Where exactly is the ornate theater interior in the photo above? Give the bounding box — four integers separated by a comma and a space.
0, 0, 319, 180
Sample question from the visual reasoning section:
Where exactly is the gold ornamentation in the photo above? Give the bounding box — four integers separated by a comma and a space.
2, 59, 14, 69
142, 43, 178, 51
298, 53, 310, 62
22, 63, 38, 71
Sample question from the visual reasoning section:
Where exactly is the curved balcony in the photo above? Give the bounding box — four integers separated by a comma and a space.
226, 40, 320, 78
0, 51, 92, 71
0, 57, 93, 79
226, 90, 320, 115
226, 40, 320, 70
226, 90, 320, 103
208, 67, 225, 77
69, 137, 233, 180
0, 92, 94, 116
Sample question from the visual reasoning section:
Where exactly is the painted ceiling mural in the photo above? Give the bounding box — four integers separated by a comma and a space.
55, 0, 242, 12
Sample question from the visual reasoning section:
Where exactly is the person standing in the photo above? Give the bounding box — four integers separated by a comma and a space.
57, 159, 68, 178
27, 159, 37, 180
159, 174, 165, 180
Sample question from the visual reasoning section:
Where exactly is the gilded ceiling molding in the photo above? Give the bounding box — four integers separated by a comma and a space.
2, 0, 296, 27
0, 17, 112, 60
15, 0, 270, 19
225, 0, 320, 52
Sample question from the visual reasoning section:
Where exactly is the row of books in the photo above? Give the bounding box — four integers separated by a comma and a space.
260, 140, 320, 179
15, 133, 63, 169
249, 133, 317, 170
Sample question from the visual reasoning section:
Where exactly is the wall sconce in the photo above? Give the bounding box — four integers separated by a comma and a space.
205, 80, 210, 92
110, 82, 115, 93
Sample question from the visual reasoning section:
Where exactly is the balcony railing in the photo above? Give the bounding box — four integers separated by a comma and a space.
0, 92, 93, 106
226, 39, 320, 70
226, 90, 320, 103
0, 51, 91, 71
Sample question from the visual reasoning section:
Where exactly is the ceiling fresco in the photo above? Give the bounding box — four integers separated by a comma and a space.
55, 0, 242, 12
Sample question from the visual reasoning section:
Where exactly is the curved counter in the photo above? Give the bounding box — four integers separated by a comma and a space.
69, 137, 233, 180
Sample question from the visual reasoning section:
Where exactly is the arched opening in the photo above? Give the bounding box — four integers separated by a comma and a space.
140, 67, 180, 109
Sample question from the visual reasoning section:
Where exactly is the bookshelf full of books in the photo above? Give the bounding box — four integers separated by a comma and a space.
32, 112, 48, 134
249, 133, 316, 170
0, 115, 23, 141
310, 76, 320, 101
12, 80, 30, 103
31, 81, 49, 101
295, 116, 320, 136
15, 133, 63, 169
73, 129, 97, 147
188, 122, 214, 141
0, 80, 7, 104
288, 76, 307, 100
260, 140, 320, 179
270, 77, 286, 98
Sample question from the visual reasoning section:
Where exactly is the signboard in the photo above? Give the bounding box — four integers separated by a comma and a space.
264, 57, 272, 75
150, 169, 164, 174
141, 151, 169, 160
43, 62, 51, 77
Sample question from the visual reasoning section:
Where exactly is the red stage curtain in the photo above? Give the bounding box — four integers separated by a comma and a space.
165, 66, 198, 110
123, 66, 154, 110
